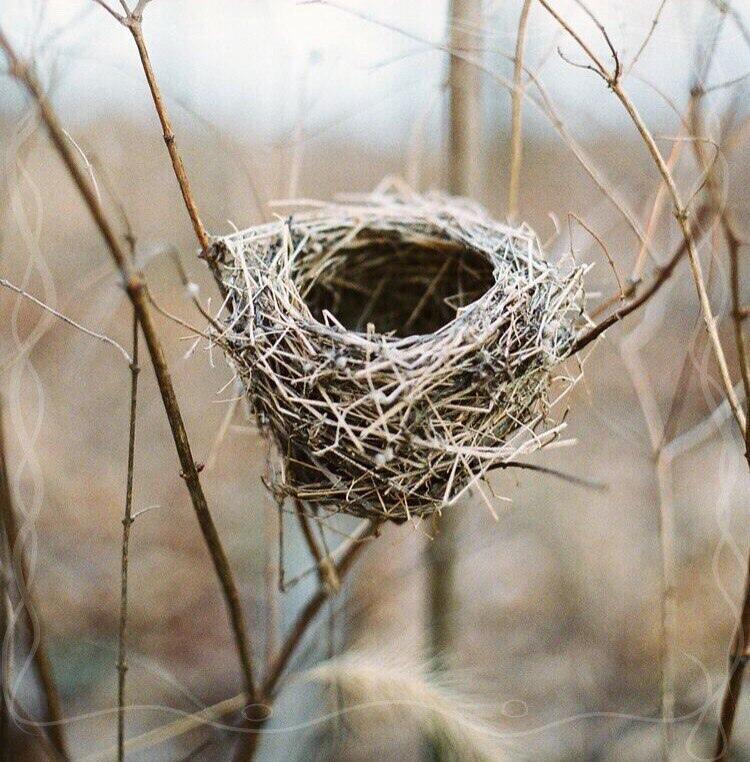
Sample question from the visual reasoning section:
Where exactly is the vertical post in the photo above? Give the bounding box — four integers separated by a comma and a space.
446, 0, 483, 200
426, 0, 483, 674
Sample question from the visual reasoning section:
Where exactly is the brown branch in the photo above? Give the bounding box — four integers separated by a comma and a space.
714, 221, 750, 760
568, 212, 624, 300
117, 239, 140, 761
0, 399, 68, 759
294, 501, 340, 593
263, 520, 382, 697
0, 524, 7, 762
231, 519, 381, 762
124, 15, 210, 252
91, 2, 228, 291
569, 203, 712, 356
0, 28, 257, 704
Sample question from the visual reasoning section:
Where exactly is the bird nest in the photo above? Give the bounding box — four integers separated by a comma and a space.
211, 191, 585, 523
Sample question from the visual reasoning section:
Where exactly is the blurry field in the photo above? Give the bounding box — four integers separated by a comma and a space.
1, 100, 749, 761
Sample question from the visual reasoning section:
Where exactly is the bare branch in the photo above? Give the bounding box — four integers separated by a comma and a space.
91, 0, 125, 24
538, 0, 746, 434
294, 501, 340, 593
0, 277, 132, 364
117, 296, 139, 762
627, 0, 668, 74
0, 25, 258, 704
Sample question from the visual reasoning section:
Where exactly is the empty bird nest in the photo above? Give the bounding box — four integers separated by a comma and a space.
210, 189, 586, 523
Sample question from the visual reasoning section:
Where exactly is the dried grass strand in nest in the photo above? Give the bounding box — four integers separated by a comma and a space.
212, 190, 586, 523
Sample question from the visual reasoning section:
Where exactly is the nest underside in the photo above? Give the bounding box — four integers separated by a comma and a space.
213, 191, 585, 522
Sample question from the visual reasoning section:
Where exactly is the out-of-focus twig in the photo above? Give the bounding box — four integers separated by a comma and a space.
0, 399, 68, 759
0, 278, 132, 364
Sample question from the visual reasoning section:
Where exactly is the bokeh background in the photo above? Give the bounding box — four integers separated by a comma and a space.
1, 0, 750, 759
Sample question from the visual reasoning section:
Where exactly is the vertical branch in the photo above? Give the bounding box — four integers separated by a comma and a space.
0, 27, 257, 705
714, 223, 750, 757
428, 0, 483, 663
507, 0, 531, 221
690, 103, 750, 759
0, 400, 68, 759
446, 0, 483, 198
427, 0, 482, 688
127, 19, 210, 253
117, 305, 140, 762
294, 502, 340, 593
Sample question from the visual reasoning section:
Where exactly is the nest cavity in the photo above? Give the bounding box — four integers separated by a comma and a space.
212, 191, 585, 522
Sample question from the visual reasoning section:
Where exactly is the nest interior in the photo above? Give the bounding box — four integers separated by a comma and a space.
213, 192, 585, 523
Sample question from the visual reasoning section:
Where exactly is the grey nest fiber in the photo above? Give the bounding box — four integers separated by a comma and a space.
212, 190, 586, 523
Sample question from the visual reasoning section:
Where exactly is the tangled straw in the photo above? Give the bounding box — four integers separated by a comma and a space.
212, 190, 586, 522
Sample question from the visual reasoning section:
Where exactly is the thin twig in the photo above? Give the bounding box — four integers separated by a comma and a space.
294, 501, 340, 593
0, 399, 68, 759
117, 240, 140, 762
231, 519, 381, 761
538, 0, 746, 434
0, 27, 258, 704
627, 0, 668, 74
568, 212, 624, 299
0, 277, 132, 364
569, 203, 712, 355
263, 520, 382, 696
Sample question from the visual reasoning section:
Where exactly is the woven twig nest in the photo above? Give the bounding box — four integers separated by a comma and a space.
212, 190, 585, 522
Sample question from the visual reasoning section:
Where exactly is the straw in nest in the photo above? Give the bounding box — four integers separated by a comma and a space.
211, 189, 585, 523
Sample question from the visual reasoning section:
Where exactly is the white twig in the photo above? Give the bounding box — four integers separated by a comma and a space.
0, 277, 132, 363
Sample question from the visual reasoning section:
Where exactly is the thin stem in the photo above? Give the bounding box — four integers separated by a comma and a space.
127, 21, 209, 252
537, 0, 746, 434
0, 400, 68, 759
569, 202, 712, 355
294, 501, 340, 593
0, 470, 9, 762
263, 520, 381, 697
117, 309, 140, 762
507, 0, 532, 220
232, 519, 381, 762
0, 277, 132, 363
0, 28, 257, 704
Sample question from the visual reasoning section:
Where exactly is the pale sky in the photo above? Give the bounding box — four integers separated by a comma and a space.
0, 0, 748, 149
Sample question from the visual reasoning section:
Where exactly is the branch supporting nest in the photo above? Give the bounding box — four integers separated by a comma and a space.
213, 190, 586, 522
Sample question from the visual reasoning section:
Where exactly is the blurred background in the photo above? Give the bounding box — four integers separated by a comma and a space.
1, 0, 750, 759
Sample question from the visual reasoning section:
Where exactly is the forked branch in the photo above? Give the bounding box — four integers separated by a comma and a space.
0, 26, 257, 705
